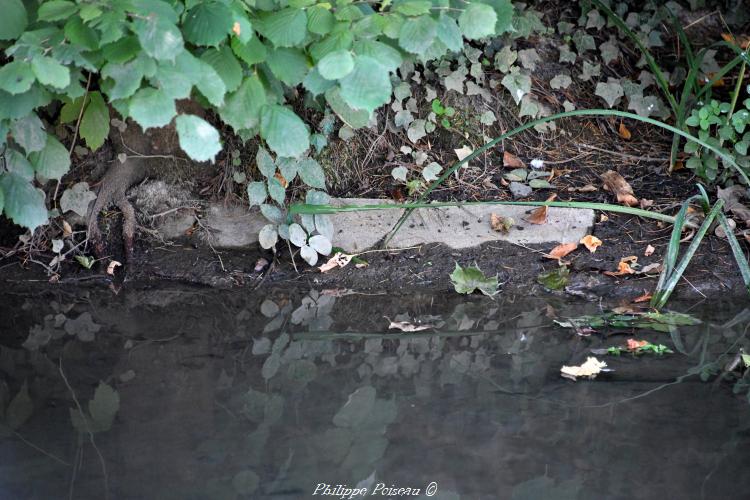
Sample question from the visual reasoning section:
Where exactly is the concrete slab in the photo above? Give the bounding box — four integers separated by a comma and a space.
328, 198, 595, 251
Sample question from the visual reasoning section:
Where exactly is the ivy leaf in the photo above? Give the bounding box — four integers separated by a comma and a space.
183, 1, 233, 46
219, 74, 266, 132
60, 182, 96, 217
297, 158, 326, 189
129, 88, 177, 130
458, 3, 497, 40
549, 74, 572, 90
259, 224, 278, 249
200, 46, 242, 92
0, 173, 48, 230
0, 61, 35, 94
257, 8, 307, 48
31, 56, 70, 89
134, 17, 184, 61
501, 70, 531, 105
399, 16, 437, 55
450, 263, 498, 296
260, 105, 310, 158
29, 135, 70, 181
422, 162, 442, 182
175, 115, 222, 162
392, 166, 408, 182
595, 79, 624, 108
339, 56, 391, 113
0, 0, 27, 41
79, 91, 109, 150
10, 114, 46, 154
247, 181, 267, 206
318, 50, 354, 80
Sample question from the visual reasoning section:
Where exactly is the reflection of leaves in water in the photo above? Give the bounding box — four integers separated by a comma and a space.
64, 312, 101, 342
70, 381, 120, 433
511, 475, 581, 500
333, 386, 376, 428
232, 470, 259, 495
252, 337, 271, 355
4, 381, 33, 431
262, 353, 281, 380
291, 291, 336, 331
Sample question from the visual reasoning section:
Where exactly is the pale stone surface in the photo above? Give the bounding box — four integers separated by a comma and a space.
202, 204, 266, 248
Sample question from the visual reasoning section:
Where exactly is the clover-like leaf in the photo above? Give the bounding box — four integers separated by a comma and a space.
450, 263, 498, 296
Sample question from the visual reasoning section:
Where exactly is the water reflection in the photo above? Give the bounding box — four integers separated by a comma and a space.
0, 286, 748, 499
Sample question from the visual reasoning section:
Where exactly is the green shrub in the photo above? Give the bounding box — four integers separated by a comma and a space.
0, 0, 518, 245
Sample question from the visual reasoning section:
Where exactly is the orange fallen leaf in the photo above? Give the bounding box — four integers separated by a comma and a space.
107, 260, 122, 276
618, 122, 631, 140
567, 184, 598, 193
633, 292, 652, 303
319, 252, 353, 272
721, 33, 750, 49
672, 160, 685, 171
232, 21, 242, 36
644, 244, 655, 256
601, 170, 638, 207
545, 242, 578, 260
579, 235, 602, 253
526, 194, 557, 225
626, 339, 649, 350
604, 256, 637, 276
274, 171, 288, 188
703, 72, 725, 87
503, 150, 524, 168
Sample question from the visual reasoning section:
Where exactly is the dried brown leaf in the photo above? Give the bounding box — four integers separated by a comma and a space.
319, 252, 353, 273
490, 213, 514, 233
601, 170, 638, 206
503, 151, 524, 168
579, 235, 602, 253
618, 122, 631, 140
545, 242, 578, 260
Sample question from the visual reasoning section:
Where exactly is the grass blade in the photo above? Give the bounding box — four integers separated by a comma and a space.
652, 195, 700, 297
717, 212, 750, 294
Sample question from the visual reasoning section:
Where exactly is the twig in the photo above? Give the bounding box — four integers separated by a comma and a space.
194, 217, 226, 272
576, 143, 670, 162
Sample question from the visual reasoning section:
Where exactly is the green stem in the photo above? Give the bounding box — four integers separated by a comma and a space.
728, 60, 746, 121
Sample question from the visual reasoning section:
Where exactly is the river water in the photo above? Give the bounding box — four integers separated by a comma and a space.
0, 285, 748, 500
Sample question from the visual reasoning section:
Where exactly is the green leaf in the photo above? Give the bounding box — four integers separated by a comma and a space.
310, 29, 354, 62
64, 17, 99, 51
0, 61, 35, 94
257, 8, 307, 48
10, 114, 46, 154
59, 182, 96, 217
183, 1, 233, 46
231, 36, 267, 66
31, 56, 70, 89
297, 158, 326, 189
101, 36, 141, 64
79, 92, 109, 150
134, 17, 184, 61
595, 80, 624, 108
325, 87, 370, 128
303, 68, 335, 96
318, 50, 354, 80
0, 173, 48, 230
492, 0, 515, 34
229, 6, 253, 44
399, 15, 437, 54
352, 40, 403, 72
395, 1, 432, 16
200, 46, 242, 92
450, 263, 498, 296
267, 48, 309, 87
260, 105, 310, 158
5, 149, 34, 180
219, 75, 266, 132
102, 60, 144, 100
247, 181, 267, 206
0, 86, 51, 121
458, 3, 497, 40
29, 135, 70, 181
267, 177, 286, 204
154, 53, 197, 99
37, 1, 77, 22
129, 88, 176, 130
175, 115, 222, 162
259, 224, 278, 249
437, 14, 463, 53
537, 265, 570, 290
195, 59, 227, 107
501, 70, 531, 105
257, 148, 276, 178
87, 382, 119, 433
308, 6, 335, 35
0, 0, 27, 41
339, 56, 391, 113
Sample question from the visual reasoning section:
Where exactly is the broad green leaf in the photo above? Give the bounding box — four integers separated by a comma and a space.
277, 157, 298, 183
101, 36, 141, 64
0, 61, 34, 94
129, 88, 176, 130
437, 14, 463, 53
537, 265, 569, 290
247, 181, 267, 206
79, 91, 110, 150
5, 149, 34, 180
0, 0, 27, 40
257, 8, 307, 48
422, 162, 441, 181
183, 1, 233, 46
325, 87, 370, 129
458, 3, 497, 40
492, 0, 515, 34
352, 40, 403, 72
155, 53, 199, 99
259, 224, 278, 249
317, 50, 354, 80
256, 148, 276, 178
297, 158, 326, 189
175, 115, 222, 162
64, 17, 99, 51
267, 177, 285, 204
195, 59, 226, 106
339, 56, 391, 113
10, 114, 46, 154
229, 6, 253, 44
398, 15, 437, 54
303, 68, 335, 96
219, 75, 266, 132
38, 0, 77, 21
87, 382, 119, 432
307, 6, 335, 35
30, 57, 70, 89
0, 173, 48, 230
231, 36, 267, 66
200, 46, 242, 92
29, 135, 70, 181
260, 105, 310, 158
267, 48, 309, 86
450, 263, 498, 296
102, 60, 144, 100
395, 1, 432, 16
134, 17, 184, 61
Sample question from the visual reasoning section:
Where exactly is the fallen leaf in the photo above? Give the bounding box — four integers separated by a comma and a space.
604, 256, 637, 276
106, 260, 122, 276
626, 339, 649, 350
722, 33, 750, 49
672, 160, 685, 171
254, 257, 269, 272
386, 317, 433, 332
644, 244, 655, 256
537, 265, 570, 290
717, 185, 750, 225
560, 357, 607, 381
525, 194, 557, 224
568, 184, 598, 193
639, 198, 654, 209
490, 213, 514, 233
62, 220, 73, 238
482, 177, 499, 190
579, 235, 602, 253
618, 122, 631, 140
274, 171, 288, 188
599, 214, 609, 222
715, 217, 736, 239
319, 252, 353, 272
454, 145, 473, 164
639, 262, 662, 274
450, 263, 499, 296
601, 170, 638, 206
503, 150, 524, 168
633, 292, 652, 303
546, 242, 578, 260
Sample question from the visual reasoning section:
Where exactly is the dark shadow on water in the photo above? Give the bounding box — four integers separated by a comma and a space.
0, 285, 748, 499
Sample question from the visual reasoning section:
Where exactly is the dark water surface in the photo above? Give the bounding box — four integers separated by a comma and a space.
0, 285, 748, 500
